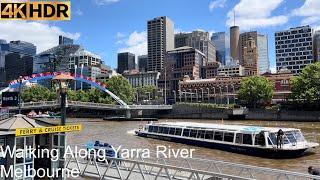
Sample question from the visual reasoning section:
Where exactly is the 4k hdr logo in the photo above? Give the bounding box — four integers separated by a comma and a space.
0, 1, 71, 20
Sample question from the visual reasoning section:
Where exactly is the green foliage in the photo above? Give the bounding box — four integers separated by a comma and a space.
135, 85, 157, 100
105, 76, 135, 103
21, 85, 57, 102
291, 62, 320, 105
237, 76, 274, 108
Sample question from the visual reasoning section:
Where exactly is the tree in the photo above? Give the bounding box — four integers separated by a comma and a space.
136, 85, 157, 100
22, 85, 57, 102
291, 62, 320, 107
105, 76, 135, 104
237, 76, 274, 108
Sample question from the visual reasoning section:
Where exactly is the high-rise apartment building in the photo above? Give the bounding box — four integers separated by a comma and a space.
230, 26, 240, 60
147, 16, 174, 72
314, 30, 320, 62
275, 26, 313, 74
257, 34, 270, 74
138, 55, 148, 72
0, 40, 36, 86
175, 30, 216, 63
211, 32, 226, 65
117, 52, 135, 74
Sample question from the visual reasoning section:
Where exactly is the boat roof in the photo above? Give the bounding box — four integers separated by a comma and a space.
148, 122, 299, 133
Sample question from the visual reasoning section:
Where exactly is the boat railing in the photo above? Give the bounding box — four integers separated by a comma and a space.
66, 144, 320, 180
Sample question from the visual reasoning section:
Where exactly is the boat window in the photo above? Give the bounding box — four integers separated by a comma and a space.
224, 132, 234, 143
153, 126, 159, 133
284, 131, 296, 144
235, 133, 243, 144
205, 131, 214, 139
148, 126, 154, 133
197, 130, 205, 139
214, 131, 223, 141
183, 129, 191, 137
163, 127, 169, 134
268, 133, 277, 145
293, 130, 305, 142
190, 129, 197, 138
169, 128, 175, 135
175, 128, 182, 136
254, 132, 265, 146
243, 134, 253, 145
158, 127, 164, 133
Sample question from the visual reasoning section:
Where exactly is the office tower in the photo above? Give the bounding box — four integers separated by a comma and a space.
138, 55, 148, 72
0, 40, 36, 86
275, 26, 313, 74
175, 30, 216, 63
59, 35, 74, 45
159, 46, 206, 95
257, 34, 270, 74
314, 30, 320, 62
230, 26, 240, 60
211, 32, 226, 65
243, 37, 259, 75
117, 52, 135, 74
147, 16, 174, 72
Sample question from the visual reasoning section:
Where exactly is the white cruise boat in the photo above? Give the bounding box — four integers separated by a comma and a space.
135, 122, 319, 158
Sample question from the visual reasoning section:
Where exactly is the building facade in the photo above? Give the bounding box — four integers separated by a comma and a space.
218, 64, 245, 77
138, 55, 148, 72
123, 70, 160, 88
211, 32, 226, 65
59, 35, 74, 45
179, 70, 293, 103
243, 37, 259, 75
175, 30, 216, 63
314, 30, 320, 62
257, 34, 270, 74
0, 40, 36, 86
275, 26, 313, 74
147, 16, 174, 72
159, 46, 206, 97
117, 52, 135, 74
230, 26, 240, 60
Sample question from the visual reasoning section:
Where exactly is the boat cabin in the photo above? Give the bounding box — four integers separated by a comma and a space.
144, 122, 306, 148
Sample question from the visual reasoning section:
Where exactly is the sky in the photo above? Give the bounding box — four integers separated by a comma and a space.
0, 0, 319, 73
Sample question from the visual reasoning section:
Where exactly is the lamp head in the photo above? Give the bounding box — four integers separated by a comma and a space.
52, 73, 75, 93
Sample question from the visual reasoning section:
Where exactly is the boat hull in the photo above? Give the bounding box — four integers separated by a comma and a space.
135, 131, 309, 159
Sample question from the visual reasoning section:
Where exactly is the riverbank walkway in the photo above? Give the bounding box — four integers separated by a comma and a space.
66, 145, 320, 180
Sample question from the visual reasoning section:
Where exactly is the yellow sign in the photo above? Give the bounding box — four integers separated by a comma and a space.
16, 124, 82, 136
0, 1, 71, 20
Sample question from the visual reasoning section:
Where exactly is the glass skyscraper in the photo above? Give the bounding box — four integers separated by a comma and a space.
257, 34, 270, 74
211, 32, 226, 65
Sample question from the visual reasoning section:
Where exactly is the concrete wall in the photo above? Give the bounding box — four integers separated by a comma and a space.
160, 104, 320, 122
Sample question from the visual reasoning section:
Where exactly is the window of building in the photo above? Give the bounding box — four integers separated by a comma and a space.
14, 136, 35, 180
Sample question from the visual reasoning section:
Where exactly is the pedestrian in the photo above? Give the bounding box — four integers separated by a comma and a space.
308, 166, 320, 176
277, 129, 284, 148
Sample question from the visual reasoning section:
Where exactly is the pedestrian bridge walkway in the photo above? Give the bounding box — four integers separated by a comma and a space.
8, 101, 172, 111
66, 145, 319, 180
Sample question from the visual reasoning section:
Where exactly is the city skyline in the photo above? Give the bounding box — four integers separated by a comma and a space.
0, 0, 319, 73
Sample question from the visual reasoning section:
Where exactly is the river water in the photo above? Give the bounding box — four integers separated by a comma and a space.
66, 118, 320, 175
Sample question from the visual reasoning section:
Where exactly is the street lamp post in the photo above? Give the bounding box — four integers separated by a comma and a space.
52, 74, 75, 126
231, 84, 235, 104
173, 90, 176, 103
200, 88, 204, 102
189, 89, 192, 103
18, 76, 22, 114
178, 90, 182, 102
226, 85, 229, 105
184, 90, 187, 102
195, 89, 198, 102
207, 88, 210, 103
213, 87, 216, 104
219, 86, 222, 105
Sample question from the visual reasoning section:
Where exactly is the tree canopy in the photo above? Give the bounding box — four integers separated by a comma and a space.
105, 75, 135, 103
237, 76, 275, 108
290, 62, 320, 107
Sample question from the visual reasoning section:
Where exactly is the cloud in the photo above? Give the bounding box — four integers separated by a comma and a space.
209, 0, 227, 11
75, 8, 83, 16
291, 0, 320, 26
0, 21, 80, 53
117, 31, 147, 60
94, 0, 119, 6
226, 0, 288, 30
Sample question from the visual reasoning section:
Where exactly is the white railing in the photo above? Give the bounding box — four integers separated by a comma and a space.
65, 145, 320, 180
